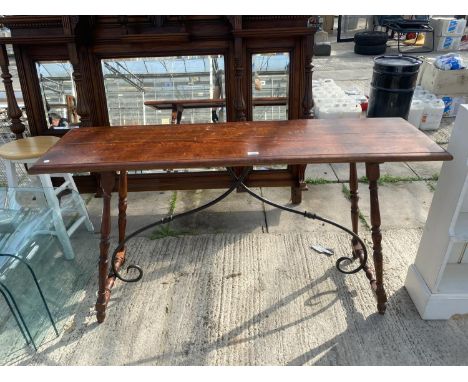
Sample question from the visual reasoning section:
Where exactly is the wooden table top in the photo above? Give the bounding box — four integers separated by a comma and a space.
28, 118, 452, 174
144, 97, 288, 110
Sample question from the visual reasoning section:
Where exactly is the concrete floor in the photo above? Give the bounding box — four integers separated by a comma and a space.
2, 30, 468, 365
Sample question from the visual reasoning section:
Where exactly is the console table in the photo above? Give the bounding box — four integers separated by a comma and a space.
28, 118, 452, 323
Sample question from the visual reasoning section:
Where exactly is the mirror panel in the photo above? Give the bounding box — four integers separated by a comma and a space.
251, 52, 289, 121
36, 61, 76, 130
101, 55, 226, 126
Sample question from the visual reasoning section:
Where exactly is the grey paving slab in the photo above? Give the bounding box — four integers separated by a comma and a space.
358, 181, 434, 230
331, 80, 371, 95
304, 163, 338, 182
85, 191, 174, 238
262, 184, 351, 233
171, 188, 266, 235
406, 161, 443, 179
329, 163, 366, 183
422, 120, 453, 144
314, 69, 372, 81
379, 162, 420, 179
8, 231, 468, 366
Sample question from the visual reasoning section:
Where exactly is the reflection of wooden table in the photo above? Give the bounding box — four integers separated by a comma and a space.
144, 97, 288, 124
29, 118, 452, 323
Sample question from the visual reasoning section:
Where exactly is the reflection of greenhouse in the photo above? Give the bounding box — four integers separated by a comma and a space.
35, 54, 290, 127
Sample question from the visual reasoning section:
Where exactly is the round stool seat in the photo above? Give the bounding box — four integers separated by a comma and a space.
0, 136, 60, 161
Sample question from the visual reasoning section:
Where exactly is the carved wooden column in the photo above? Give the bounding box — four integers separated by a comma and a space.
234, 37, 246, 122
0, 44, 26, 139
290, 19, 317, 204
302, 42, 314, 117
62, 16, 92, 127
231, 17, 246, 122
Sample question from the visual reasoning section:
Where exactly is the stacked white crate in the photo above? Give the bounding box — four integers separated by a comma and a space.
424, 17, 467, 52
312, 79, 362, 119
417, 58, 468, 118
408, 86, 445, 131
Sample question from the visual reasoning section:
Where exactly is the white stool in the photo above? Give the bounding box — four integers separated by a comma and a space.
0, 136, 94, 259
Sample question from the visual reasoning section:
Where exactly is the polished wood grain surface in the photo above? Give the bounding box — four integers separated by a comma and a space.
29, 118, 452, 174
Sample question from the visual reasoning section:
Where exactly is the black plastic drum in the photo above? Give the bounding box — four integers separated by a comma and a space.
367, 55, 423, 119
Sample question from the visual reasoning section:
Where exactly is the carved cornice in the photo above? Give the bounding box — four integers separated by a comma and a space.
1, 16, 63, 29
120, 33, 190, 43
244, 15, 312, 21
233, 27, 315, 38
0, 36, 74, 45
226, 16, 242, 30
147, 16, 166, 27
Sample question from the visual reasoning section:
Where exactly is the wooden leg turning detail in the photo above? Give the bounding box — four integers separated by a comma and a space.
290, 164, 308, 205
350, 163, 377, 289
349, 163, 359, 235
366, 163, 388, 314
117, 170, 128, 267
104, 171, 128, 297
95, 171, 116, 323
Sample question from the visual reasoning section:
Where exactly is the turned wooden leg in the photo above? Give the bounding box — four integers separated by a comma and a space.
349, 163, 360, 235
117, 170, 127, 266
104, 170, 128, 296
290, 164, 308, 205
350, 163, 377, 286
176, 105, 184, 124
171, 104, 177, 124
366, 163, 388, 314
95, 171, 116, 323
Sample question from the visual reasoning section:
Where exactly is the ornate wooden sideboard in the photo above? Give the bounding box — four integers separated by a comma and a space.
0, 15, 319, 203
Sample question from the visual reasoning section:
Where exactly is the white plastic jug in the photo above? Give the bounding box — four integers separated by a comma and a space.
413, 90, 427, 100
407, 100, 425, 128
420, 99, 445, 131
423, 93, 437, 102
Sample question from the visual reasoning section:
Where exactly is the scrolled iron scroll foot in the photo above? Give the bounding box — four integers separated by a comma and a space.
110, 243, 144, 283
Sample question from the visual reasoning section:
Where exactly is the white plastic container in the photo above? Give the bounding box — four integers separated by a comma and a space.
423, 93, 437, 102
419, 99, 445, 131
413, 89, 428, 100
313, 81, 362, 119
407, 100, 425, 128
